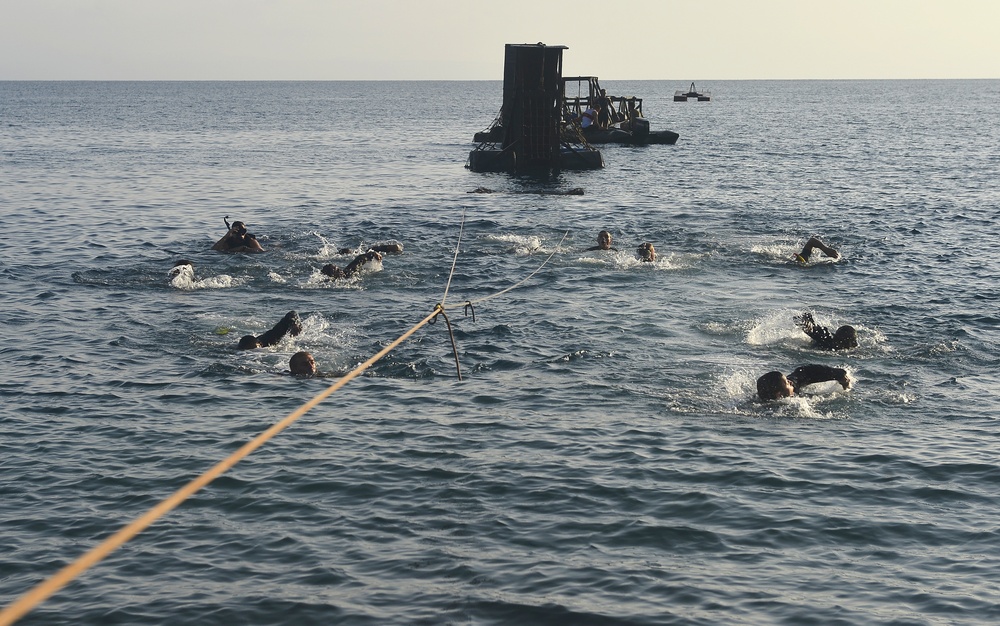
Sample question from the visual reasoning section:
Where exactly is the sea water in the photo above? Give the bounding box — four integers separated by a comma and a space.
1, 80, 999, 625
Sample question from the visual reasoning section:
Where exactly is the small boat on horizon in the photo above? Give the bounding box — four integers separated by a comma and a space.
674, 82, 711, 102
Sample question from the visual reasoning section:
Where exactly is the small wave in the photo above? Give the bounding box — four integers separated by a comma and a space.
483, 232, 544, 255
309, 233, 342, 260
746, 309, 807, 346
929, 340, 960, 355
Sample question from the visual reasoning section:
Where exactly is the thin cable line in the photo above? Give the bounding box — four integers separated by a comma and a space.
440, 209, 466, 308
446, 231, 568, 309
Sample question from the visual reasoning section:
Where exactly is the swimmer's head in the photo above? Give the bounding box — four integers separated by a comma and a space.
637, 242, 656, 262
237, 335, 260, 350
321, 264, 346, 279
290, 351, 317, 377
168, 260, 193, 278
597, 230, 612, 250
833, 325, 859, 350
231, 221, 247, 235
757, 371, 794, 401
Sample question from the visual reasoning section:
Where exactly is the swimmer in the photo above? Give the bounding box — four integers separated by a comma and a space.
288, 351, 346, 378
337, 243, 403, 255
793, 236, 839, 264
795, 312, 858, 350
756, 364, 852, 401
322, 250, 382, 279
168, 260, 194, 279
587, 230, 619, 251
237, 311, 302, 350
289, 351, 317, 377
168, 259, 235, 290
637, 242, 656, 262
212, 216, 264, 253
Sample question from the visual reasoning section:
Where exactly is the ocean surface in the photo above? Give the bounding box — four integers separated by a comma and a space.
1, 79, 999, 625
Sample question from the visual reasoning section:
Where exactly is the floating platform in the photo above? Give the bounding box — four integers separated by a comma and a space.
580, 118, 678, 145
468, 144, 603, 173
474, 74, 680, 148
562, 76, 680, 145
468, 44, 603, 173
674, 82, 711, 102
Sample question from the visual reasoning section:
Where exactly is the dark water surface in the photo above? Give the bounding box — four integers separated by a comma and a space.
2, 80, 999, 625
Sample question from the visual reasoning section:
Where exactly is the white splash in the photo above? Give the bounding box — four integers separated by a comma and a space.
168, 264, 237, 290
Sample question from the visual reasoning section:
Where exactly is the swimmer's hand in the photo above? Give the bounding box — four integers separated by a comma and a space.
794, 312, 815, 332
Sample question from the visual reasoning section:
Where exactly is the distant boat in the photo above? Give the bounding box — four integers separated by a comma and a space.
674, 82, 711, 102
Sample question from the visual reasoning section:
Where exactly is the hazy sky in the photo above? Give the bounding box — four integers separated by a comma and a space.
2, 0, 997, 80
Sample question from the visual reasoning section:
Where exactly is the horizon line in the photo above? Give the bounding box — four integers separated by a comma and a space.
2, 77, 998, 82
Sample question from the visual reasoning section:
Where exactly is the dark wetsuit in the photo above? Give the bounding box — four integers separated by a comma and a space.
797, 313, 857, 350
221, 233, 259, 250
596, 94, 613, 127
322, 251, 381, 279
786, 365, 848, 392
238, 311, 302, 350
337, 243, 402, 255
803, 324, 839, 350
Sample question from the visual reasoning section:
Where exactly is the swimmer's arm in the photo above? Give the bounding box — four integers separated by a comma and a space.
244, 236, 265, 252
788, 365, 851, 391
343, 250, 381, 276
371, 243, 403, 254
799, 237, 840, 260
804, 324, 833, 344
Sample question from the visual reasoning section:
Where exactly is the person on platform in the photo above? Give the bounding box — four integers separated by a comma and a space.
237, 311, 302, 350
596, 89, 614, 128
795, 312, 859, 351
756, 364, 852, 401
625, 98, 643, 130
212, 217, 264, 253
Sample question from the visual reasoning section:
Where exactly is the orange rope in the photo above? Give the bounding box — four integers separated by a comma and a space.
0, 307, 442, 626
